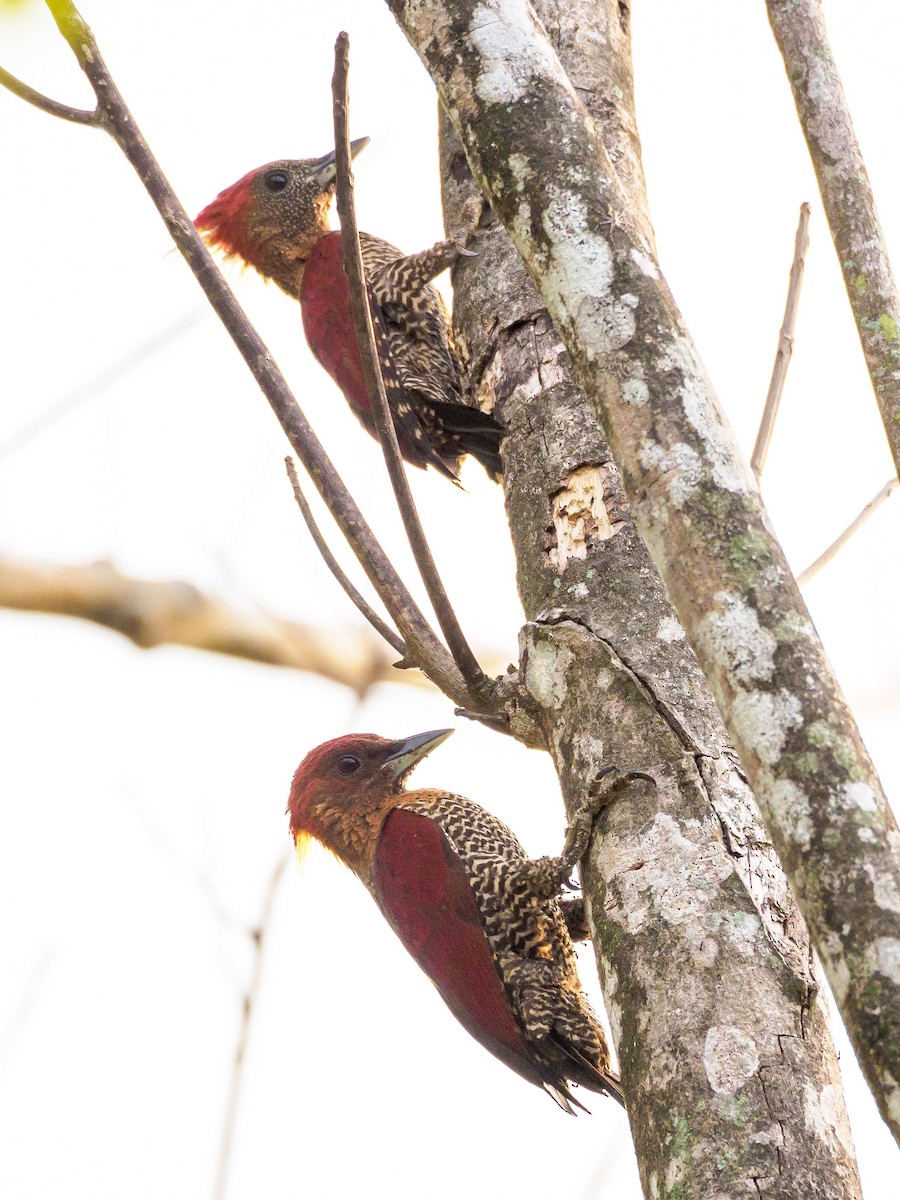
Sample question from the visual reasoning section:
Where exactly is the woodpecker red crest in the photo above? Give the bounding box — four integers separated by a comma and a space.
288, 729, 624, 1113
196, 143, 504, 482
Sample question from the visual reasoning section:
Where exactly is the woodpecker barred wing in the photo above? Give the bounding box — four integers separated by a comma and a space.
300, 233, 461, 481
372, 807, 552, 1092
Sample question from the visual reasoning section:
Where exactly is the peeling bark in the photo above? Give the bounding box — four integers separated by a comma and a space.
387, 0, 900, 1145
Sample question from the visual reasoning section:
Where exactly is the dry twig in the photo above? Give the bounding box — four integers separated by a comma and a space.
212, 853, 290, 1200
330, 33, 491, 697
284, 458, 406, 657
798, 477, 899, 586
752, 203, 810, 477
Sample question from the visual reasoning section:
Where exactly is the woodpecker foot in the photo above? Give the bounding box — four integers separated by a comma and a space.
452, 195, 488, 256
560, 767, 657, 875
505, 769, 654, 902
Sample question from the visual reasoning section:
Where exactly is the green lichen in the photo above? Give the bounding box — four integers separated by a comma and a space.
773, 610, 808, 643
721, 1092, 751, 1128
879, 313, 899, 341
701, 488, 731, 522
782, 751, 819, 779
807, 721, 857, 771
716, 1144, 738, 1172
727, 529, 772, 590
851, 273, 868, 296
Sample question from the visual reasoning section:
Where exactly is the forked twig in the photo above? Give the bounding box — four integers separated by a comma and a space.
0, 63, 97, 125
330, 33, 492, 698
1, 0, 475, 707
752, 203, 810, 478
285, 458, 407, 656
797, 477, 898, 586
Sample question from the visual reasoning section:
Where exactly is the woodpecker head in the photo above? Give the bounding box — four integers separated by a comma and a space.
195, 137, 369, 298
288, 729, 453, 877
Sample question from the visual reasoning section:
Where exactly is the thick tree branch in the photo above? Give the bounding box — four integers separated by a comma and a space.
752, 203, 811, 477
29, 0, 474, 709
767, 0, 900, 479
330, 34, 491, 696
440, 3, 860, 1192
388, 0, 900, 1145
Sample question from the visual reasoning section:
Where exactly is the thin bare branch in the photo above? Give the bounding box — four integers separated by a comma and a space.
33, 0, 472, 707
330, 33, 492, 698
0, 948, 53, 1078
0, 62, 97, 125
752, 202, 810, 477
284, 458, 407, 657
767, 0, 900, 480
0, 310, 204, 461
798, 477, 899, 586
212, 852, 290, 1200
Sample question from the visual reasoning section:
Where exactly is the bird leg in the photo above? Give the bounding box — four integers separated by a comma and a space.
506, 767, 655, 902
370, 198, 484, 303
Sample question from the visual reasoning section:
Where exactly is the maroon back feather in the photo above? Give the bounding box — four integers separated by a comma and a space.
373, 806, 545, 1089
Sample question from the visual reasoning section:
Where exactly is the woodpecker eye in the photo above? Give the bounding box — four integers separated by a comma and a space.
337, 755, 361, 776
264, 171, 289, 193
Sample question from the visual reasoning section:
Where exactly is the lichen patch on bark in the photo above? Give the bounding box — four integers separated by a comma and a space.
768, 778, 814, 850
803, 1082, 857, 1159
730, 688, 804, 767
703, 1025, 761, 1095
697, 592, 777, 685
468, 0, 568, 105
546, 464, 624, 569
639, 439, 703, 506
522, 635, 572, 708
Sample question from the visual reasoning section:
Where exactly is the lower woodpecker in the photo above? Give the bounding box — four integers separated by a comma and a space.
288, 728, 624, 1113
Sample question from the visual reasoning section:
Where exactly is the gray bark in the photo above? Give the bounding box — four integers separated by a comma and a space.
767, 0, 900, 478
441, 137, 860, 1200
388, 0, 900, 1146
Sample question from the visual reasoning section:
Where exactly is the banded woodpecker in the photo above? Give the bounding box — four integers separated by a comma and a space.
196, 141, 504, 483
288, 728, 624, 1113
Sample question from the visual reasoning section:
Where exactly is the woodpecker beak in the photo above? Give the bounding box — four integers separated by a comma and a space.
309, 136, 370, 185
384, 728, 454, 779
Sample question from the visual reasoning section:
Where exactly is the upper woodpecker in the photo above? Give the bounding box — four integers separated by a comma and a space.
196, 141, 504, 483
288, 728, 624, 1113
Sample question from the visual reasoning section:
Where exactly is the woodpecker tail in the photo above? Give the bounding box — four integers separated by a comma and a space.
426, 398, 505, 481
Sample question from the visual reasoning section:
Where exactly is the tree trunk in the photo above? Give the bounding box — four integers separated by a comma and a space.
387, 0, 900, 1149
429, 1, 864, 1195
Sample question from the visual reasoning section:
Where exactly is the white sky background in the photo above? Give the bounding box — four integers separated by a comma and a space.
0, 0, 898, 1196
